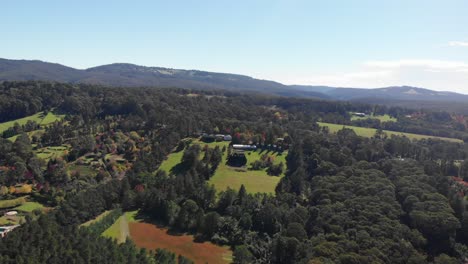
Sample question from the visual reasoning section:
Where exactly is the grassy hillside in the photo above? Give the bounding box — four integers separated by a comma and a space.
318, 122, 463, 143
0, 111, 65, 134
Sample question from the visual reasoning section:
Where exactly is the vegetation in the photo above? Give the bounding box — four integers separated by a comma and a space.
2, 81, 468, 263
80, 210, 112, 227
0, 196, 27, 209
14, 201, 44, 212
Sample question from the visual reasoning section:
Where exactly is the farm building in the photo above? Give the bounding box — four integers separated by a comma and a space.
352, 112, 367, 117
232, 144, 257, 151
0, 225, 19, 238
5, 211, 18, 216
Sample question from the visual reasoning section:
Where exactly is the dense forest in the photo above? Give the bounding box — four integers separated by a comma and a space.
1, 81, 468, 263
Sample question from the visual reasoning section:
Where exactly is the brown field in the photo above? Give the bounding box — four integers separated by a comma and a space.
129, 222, 232, 264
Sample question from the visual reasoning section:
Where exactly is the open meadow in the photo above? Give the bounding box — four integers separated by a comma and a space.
318, 122, 463, 143
0, 111, 65, 135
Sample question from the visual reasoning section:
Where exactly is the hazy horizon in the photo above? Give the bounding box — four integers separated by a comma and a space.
4, 56, 468, 95
2, 1, 468, 93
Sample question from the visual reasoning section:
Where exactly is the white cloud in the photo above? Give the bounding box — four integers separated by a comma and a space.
449, 41, 468, 47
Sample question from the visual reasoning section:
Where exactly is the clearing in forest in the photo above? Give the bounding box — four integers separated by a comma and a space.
0, 111, 65, 134
158, 139, 287, 194
102, 210, 232, 263
129, 222, 232, 264
318, 122, 463, 143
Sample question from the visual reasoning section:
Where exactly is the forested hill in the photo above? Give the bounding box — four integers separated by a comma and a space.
0, 58, 328, 99
2, 58, 468, 105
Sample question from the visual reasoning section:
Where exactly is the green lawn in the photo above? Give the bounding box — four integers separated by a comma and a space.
350, 113, 397, 122
0, 196, 27, 209
208, 148, 286, 194
0, 111, 65, 134
102, 211, 138, 243
14, 201, 44, 212
158, 150, 185, 173
40, 111, 65, 126
81, 210, 112, 227
158, 138, 286, 194
318, 122, 463, 143
0, 112, 44, 134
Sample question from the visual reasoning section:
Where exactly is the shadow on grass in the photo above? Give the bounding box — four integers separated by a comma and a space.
169, 162, 190, 175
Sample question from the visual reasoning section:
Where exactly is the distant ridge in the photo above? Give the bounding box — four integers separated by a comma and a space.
1, 58, 467, 102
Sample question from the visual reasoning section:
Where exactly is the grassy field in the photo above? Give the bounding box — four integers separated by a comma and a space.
40, 111, 65, 125
102, 211, 137, 243
0, 111, 65, 134
14, 201, 44, 212
208, 148, 286, 194
81, 210, 111, 227
158, 139, 286, 194
318, 122, 463, 143
0, 196, 27, 209
158, 150, 185, 173
350, 113, 397, 122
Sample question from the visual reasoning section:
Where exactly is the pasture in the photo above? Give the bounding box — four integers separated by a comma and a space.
0, 111, 65, 134
318, 122, 463, 143
14, 201, 44, 212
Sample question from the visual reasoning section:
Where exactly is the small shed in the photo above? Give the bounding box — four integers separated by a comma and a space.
5, 211, 18, 216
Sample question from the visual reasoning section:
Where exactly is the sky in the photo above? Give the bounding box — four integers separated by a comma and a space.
2, 0, 468, 93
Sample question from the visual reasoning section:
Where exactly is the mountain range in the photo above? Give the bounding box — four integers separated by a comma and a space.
1, 58, 468, 103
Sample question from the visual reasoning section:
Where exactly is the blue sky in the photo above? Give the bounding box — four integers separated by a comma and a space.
2, 0, 468, 92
